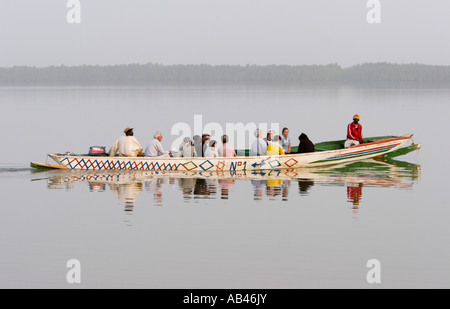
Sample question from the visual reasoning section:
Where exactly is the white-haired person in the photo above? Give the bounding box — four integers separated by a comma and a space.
144, 131, 174, 157
251, 128, 267, 156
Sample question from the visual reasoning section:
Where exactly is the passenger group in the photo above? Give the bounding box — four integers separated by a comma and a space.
109, 115, 363, 158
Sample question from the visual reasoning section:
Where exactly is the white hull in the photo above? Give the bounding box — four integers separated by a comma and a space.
48, 135, 413, 172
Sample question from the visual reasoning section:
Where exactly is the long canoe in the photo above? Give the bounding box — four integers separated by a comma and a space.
31, 134, 420, 172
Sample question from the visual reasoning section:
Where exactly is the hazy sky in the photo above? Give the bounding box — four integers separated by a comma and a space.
0, 0, 449, 67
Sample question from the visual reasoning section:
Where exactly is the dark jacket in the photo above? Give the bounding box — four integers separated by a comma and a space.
297, 133, 315, 153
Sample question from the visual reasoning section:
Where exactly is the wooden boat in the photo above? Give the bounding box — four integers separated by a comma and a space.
31, 135, 420, 172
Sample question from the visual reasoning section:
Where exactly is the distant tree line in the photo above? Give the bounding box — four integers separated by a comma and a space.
0, 63, 449, 85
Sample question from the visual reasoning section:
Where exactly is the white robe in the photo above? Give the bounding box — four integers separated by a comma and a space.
109, 136, 143, 157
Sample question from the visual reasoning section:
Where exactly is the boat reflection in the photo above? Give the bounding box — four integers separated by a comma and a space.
34, 158, 420, 212
110, 182, 143, 212
347, 182, 363, 215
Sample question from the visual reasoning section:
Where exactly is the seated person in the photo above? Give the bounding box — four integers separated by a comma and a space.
204, 140, 219, 157
267, 135, 285, 155
193, 135, 202, 157
297, 133, 315, 153
345, 114, 364, 148
144, 131, 174, 157
251, 129, 268, 156
217, 135, 236, 157
280, 127, 291, 154
109, 127, 143, 157
264, 129, 275, 145
202, 134, 211, 156
175, 137, 197, 157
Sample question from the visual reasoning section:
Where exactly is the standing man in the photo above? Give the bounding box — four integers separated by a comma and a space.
109, 127, 143, 157
144, 132, 174, 157
345, 114, 364, 148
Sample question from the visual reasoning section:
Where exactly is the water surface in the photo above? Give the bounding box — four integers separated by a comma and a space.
0, 84, 448, 288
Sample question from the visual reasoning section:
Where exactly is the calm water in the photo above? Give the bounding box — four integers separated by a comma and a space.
0, 84, 449, 288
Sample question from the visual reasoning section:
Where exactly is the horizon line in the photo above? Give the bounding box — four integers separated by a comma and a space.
1, 62, 450, 69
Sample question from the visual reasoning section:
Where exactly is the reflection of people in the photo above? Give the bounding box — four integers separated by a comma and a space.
282, 180, 290, 201
347, 182, 363, 213
194, 179, 210, 197
109, 127, 143, 157
178, 178, 196, 198
109, 182, 143, 212
251, 180, 265, 200
266, 179, 282, 199
298, 179, 314, 195
345, 114, 364, 148
219, 179, 235, 199
205, 178, 218, 195
145, 178, 167, 206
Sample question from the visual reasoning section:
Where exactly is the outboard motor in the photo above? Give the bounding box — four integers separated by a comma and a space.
88, 146, 107, 156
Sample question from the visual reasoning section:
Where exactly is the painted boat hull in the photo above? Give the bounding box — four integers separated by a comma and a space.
41, 158, 420, 189
44, 135, 417, 172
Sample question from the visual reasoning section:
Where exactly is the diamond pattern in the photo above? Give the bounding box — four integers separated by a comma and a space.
268, 160, 281, 168
200, 160, 214, 171
284, 158, 298, 167
182, 161, 197, 171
